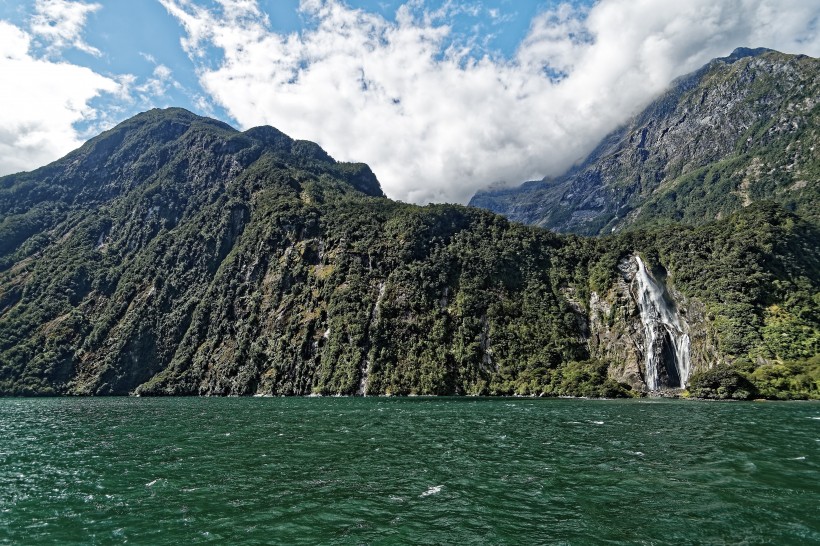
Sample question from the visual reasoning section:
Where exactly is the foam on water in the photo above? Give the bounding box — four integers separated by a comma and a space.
420, 485, 443, 497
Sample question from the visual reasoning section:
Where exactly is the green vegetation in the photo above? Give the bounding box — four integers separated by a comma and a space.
688, 364, 757, 400
471, 49, 820, 235
0, 108, 817, 399
749, 356, 820, 400
542, 360, 636, 398
688, 356, 820, 401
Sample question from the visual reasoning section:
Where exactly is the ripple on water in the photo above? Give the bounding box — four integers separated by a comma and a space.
0, 397, 818, 545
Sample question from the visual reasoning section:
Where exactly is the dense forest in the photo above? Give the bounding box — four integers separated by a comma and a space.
1, 107, 817, 399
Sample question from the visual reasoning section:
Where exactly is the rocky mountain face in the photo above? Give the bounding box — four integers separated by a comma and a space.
588, 255, 719, 391
0, 109, 817, 397
470, 48, 819, 235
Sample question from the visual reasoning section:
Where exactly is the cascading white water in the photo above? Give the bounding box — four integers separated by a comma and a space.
633, 256, 692, 390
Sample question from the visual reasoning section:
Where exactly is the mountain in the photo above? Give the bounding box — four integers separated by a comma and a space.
1, 108, 817, 398
469, 48, 819, 235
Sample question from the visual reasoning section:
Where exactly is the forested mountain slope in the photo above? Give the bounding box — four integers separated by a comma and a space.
0, 109, 817, 398
470, 48, 819, 235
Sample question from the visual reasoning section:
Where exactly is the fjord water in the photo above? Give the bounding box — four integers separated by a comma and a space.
1, 398, 818, 545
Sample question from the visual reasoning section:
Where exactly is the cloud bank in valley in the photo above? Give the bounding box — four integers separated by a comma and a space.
161, 0, 820, 204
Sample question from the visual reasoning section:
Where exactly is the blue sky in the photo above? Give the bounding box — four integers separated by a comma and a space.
0, 0, 582, 131
1, 0, 819, 203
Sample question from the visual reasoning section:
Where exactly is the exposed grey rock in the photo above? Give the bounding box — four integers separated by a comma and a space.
589, 256, 721, 392
470, 48, 819, 234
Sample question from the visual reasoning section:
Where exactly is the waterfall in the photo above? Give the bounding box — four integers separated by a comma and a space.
359, 281, 387, 396
633, 256, 692, 390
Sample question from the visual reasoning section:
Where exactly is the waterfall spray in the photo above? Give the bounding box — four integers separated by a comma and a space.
633, 256, 692, 390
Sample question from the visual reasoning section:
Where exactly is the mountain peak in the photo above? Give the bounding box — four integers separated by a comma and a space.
469, 48, 819, 234
721, 46, 774, 63
0, 108, 384, 229
115, 107, 237, 134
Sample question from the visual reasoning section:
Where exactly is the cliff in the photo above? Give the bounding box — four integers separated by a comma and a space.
470, 48, 819, 235
0, 109, 817, 398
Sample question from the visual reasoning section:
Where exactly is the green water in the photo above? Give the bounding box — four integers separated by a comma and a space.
1, 398, 818, 545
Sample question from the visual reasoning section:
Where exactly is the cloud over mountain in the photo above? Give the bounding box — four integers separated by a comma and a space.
161, 0, 820, 204
0, 14, 120, 176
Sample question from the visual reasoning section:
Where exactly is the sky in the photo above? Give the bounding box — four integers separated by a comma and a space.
1, 0, 819, 204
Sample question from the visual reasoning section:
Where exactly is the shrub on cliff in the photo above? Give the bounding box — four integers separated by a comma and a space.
749, 356, 820, 400
688, 364, 757, 400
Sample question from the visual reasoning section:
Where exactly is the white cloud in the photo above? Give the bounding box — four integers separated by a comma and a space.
30, 0, 102, 56
164, 0, 820, 204
134, 64, 181, 99
0, 19, 121, 176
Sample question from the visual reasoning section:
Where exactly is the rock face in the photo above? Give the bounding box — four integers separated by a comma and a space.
589, 256, 721, 392
0, 108, 816, 397
470, 48, 820, 234
0, 109, 592, 396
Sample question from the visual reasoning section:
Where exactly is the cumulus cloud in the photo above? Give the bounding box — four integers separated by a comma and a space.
30, 0, 102, 56
165, 0, 820, 203
134, 64, 182, 100
0, 19, 120, 175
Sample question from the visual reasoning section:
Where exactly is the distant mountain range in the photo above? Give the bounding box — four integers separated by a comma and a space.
470, 48, 819, 235
0, 51, 817, 399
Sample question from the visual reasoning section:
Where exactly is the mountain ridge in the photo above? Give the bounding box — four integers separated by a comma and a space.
0, 107, 383, 264
0, 107, 817, 399
469, 48, 819, 234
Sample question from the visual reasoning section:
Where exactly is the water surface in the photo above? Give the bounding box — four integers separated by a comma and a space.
1, 397, 818, 544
